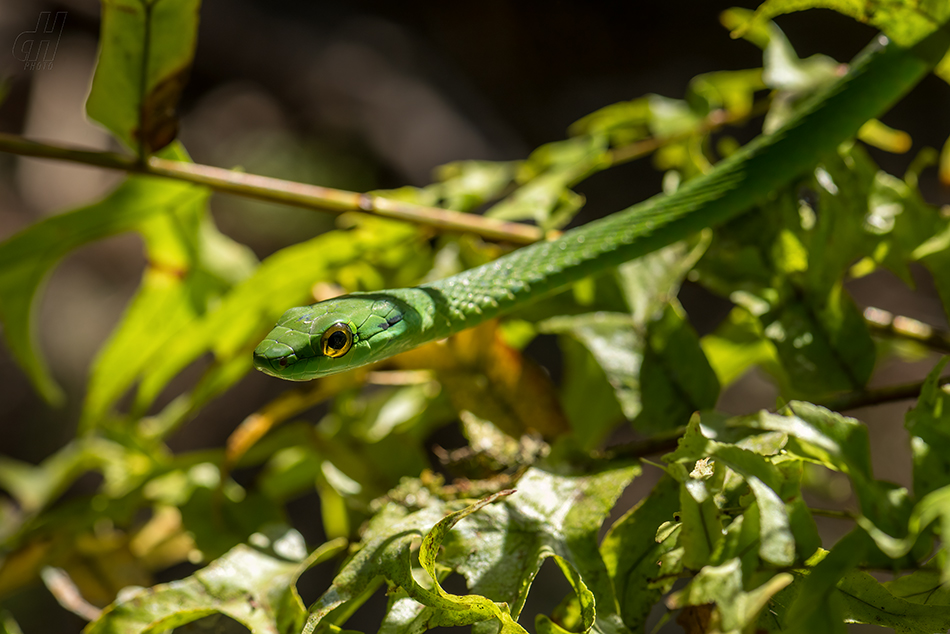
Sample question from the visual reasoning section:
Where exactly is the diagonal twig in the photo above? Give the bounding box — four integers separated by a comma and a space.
0, 132, 544, 245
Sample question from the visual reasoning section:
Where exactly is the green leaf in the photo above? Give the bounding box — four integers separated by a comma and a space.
303, 492, 526, 634
132, 216, 425, 426
942, 133, 950, 182
905, 358, 950, 498
543, 312, 641, 422
721, 7, 773, 49
857, 118, 912, 153
418, 491, 528, 633
600, 475, 681, 630
939, 49, 950, 85
760, 22, 841, 132
741, 403, 930, 564
0, 437, 149, 514
802, 151, 878, 294
856, 484, 950, 581
87, 0, 200, 154
616, 234, 709, 325
542, 237, 717, 434
433, 161, 520, 213
569, 96, 652, 143
760, 287, 874, 397
688, 69, 766, 120
439, 464, 640, 634
865, 158, 936, 280
570, 92, 712, 175
669, 558, 792, 633
691, 204, 777, 301
82, 166, 257, 431
693, 140, 945, 398
916, 236, 950, 326
557, 335, 626, 451
302, 384, 440, 515
885, 568, 950, 606
748, 403, 872, 488
547, 305, 718, 434
638, 302, 720, 433
766, 537, 950, 633
86, 529, 346, 634
486, 136, 608, 230
746, 0, 950, 47
378, 590, 433, 634
178, 482, 286, 560
782, 463, 822, 561
534, 556, 595, 634
701, 307, 782, 389
666, 416, 796, 566
838, 569, 950, 633
867, 156, 950, 321
0, 154, 207, 405
667, 461, 723, 570
776, 530, 868, 634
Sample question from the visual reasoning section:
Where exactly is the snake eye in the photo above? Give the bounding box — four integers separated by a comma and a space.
320, 323, 353, 358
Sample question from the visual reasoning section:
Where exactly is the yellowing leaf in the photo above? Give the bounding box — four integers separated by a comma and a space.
87, 0, 200, 154
394, 320, 570, 440
857, 119, 912, 154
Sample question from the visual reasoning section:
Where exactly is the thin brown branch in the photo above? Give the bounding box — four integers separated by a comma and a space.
0, 97, 772, 247
809, 507, 857, 520
819, 374, 950, 412
598, 426, 687, 460
864, 306, 950, 354
0, 132, 543, 245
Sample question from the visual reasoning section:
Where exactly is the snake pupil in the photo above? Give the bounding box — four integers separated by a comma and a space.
328, 331, 347, 350
320, 323, 354, 358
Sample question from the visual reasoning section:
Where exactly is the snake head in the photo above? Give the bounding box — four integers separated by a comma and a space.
253, 293, 418, 380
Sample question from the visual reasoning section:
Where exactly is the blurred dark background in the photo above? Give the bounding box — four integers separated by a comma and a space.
1, 0, 949, 632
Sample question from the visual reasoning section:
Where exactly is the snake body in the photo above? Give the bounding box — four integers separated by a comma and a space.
254, 27, 950, 381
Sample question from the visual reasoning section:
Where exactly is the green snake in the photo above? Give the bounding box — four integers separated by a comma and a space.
254, 25, 950, 381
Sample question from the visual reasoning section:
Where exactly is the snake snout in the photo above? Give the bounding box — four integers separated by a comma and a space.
252, 340, 297, 376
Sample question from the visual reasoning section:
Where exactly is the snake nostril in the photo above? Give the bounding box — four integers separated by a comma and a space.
278, 357, 288, 367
